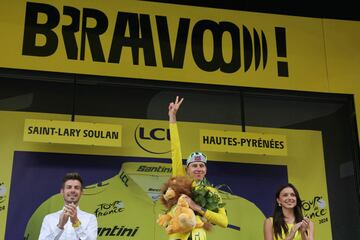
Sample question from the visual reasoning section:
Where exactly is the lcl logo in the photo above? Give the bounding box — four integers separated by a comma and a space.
134, 125, 171, 154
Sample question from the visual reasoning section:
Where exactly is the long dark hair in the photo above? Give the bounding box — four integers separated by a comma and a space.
272, 183, 304, 239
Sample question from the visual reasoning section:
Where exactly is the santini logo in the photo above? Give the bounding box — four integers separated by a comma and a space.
137, 165, 172, 173
134, 125, 171, 154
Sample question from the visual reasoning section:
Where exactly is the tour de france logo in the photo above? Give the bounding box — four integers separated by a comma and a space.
302, 196, 328, 224
0, 182, 7, 212
94, 200, 125, 218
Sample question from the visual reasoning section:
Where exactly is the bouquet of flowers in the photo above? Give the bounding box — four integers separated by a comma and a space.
191, 179, 226, 213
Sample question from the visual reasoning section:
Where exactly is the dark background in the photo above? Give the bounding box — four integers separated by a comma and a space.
142, 0, 360, 21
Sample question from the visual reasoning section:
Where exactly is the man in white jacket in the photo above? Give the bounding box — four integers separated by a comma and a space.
39, 172, 98, 240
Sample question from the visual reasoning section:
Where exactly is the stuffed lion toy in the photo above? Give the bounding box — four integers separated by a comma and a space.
157, 176, 204, 234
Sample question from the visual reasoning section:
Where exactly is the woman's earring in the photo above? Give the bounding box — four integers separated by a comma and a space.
278, 203, 281, 207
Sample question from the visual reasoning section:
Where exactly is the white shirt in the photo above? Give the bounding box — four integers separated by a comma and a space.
39, 206, 98, 240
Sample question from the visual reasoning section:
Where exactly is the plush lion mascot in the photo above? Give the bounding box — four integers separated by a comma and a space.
157, 176, 205, 234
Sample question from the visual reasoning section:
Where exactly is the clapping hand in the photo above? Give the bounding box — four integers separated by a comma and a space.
58, 202, 79, 229
299, 217, 311, 233
289, 217, 311, 239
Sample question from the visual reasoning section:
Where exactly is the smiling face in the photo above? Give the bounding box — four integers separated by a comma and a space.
61, 179, 83, 205
186, 162, 207, 181
277, 186, 297, 209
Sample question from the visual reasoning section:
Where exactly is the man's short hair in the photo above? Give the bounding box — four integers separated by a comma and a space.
186, 152, 207, 166
62, 172, 83, 188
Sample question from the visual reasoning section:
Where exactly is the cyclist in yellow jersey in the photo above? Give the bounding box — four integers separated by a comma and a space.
263, 183, 314, 240
167, 96, 228, 240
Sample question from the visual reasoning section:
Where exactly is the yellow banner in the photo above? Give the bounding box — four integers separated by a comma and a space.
23, 119, 122, 147
200, 129, 287, 156
0, 0, 329, 90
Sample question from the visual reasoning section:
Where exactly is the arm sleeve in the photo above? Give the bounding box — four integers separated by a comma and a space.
38, 216, 63, 240
75, 214, 98, 240
203, 206, 228, 228
202, 188, 228, 228
169, 122, 186, 177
